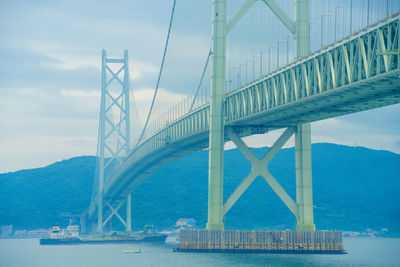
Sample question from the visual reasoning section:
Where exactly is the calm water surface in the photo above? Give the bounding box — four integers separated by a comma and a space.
0, 237, 399, 267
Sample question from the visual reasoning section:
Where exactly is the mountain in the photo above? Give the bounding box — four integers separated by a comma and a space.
0, 143, 399, 236
0, 156, 96, 230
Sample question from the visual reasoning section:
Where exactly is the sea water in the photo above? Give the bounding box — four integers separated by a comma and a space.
0, 237, 399, 267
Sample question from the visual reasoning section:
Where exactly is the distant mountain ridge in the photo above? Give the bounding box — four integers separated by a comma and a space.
0, 143, 399, 236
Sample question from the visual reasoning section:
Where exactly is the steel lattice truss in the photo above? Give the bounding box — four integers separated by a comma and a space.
89, 50, 130, 219
226, 15, 400, 124
102, 54, 131, 167
100, 15, 400, 207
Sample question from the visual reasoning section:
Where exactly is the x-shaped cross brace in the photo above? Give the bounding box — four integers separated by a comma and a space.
102, 199, 127, 228
224, 127, 299, 218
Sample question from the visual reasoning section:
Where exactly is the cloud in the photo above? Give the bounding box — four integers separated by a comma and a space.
395, 139, 400, 148
60, 89, 99, 98
0, 47, 99, 91
41, 53, 99, 71
130, 61, 158, 80
312, 117, 400, 153
225, 128, 294, 151
0, 85, 99, 172
0, 0, 399, 173
134, 87, 185, 102
132, 87, 187, 124
0, 135, 97, 172
235, 112, 400, 155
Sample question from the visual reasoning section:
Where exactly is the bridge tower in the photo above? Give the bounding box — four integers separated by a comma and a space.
293, 0, 314, 231
207, 0, 227, 231
207, 0, 314, 231
96, 49, 132, 233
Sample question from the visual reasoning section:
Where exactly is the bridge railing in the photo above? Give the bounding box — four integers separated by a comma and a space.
141, 91, 210, 143
140, 14, 400, 149
103, 14, 400, 197
129, 104, 210, 162
225, 14, 400, 123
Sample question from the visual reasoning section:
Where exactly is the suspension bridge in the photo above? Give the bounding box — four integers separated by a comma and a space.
87, 0, 400, 235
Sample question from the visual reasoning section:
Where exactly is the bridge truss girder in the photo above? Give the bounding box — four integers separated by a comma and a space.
224, 16, 400, 123
100, 7, 400, 233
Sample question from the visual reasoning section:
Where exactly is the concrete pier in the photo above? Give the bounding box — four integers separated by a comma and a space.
174, 229, 345, 254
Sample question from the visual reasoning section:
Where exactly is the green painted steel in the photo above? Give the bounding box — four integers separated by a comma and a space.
91, 50, 132, 233
223, 16, 400, 124
262, 0, 296, 34
91, 16, 400, 224
126, 193, 132, 232
226, 0, 257, 34
295, 124, 315, 231
293, 0, 315, 232
207, 0, 227, 231
225, 128, 298, 218
207, 0, 300, 231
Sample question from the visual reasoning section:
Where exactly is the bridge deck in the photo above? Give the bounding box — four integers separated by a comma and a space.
91, 15, 400, 213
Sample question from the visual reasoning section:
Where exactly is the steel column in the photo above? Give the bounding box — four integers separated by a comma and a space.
295, 124, 315, 231
294, 0, 310, 58
126, 193, 132, 232
207, 0, 227, 230
124, 50, 132, 233
97, 50, 107, 233
294, 0, 315, 231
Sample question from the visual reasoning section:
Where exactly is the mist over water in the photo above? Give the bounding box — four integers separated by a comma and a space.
1, 237, 399, 267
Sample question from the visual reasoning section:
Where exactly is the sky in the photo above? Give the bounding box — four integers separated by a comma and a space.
0, 0, 399, 173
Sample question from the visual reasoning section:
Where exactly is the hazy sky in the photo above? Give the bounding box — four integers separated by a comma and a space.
0, 0, 399, 173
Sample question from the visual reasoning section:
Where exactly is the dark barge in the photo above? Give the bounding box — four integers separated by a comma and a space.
40, 233, 167, 245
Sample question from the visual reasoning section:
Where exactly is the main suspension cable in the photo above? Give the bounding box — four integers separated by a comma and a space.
134, 0, 177, 148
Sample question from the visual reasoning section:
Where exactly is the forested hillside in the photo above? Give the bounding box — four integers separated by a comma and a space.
1, 144, 399, 236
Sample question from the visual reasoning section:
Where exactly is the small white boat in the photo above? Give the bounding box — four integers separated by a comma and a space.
123, 247, 141, 254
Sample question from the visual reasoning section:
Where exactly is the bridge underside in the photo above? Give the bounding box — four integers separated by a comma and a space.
232, 71, 400, 128
102, 69, 400, 203
103, 130, 209, 202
